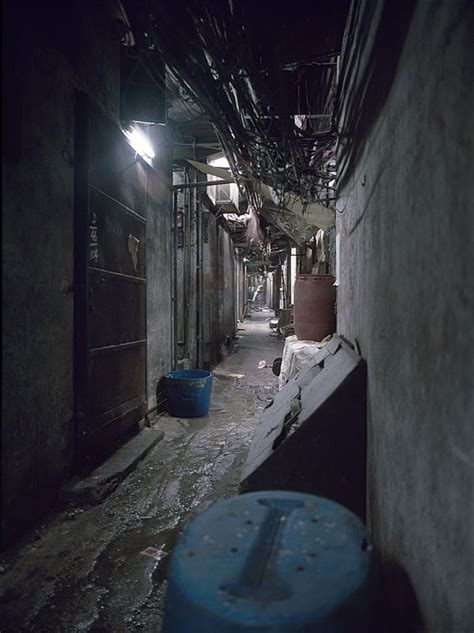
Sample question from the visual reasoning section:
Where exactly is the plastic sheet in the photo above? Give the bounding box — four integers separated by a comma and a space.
279, 335, 330, 389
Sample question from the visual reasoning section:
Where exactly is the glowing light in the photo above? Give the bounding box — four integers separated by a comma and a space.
124, 126, 155, 160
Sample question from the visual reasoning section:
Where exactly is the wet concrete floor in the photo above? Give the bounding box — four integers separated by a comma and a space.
0, 309, 283, 632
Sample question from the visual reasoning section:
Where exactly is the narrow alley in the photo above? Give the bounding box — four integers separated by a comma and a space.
0, 312, 283, 632
3, 1, 473, 632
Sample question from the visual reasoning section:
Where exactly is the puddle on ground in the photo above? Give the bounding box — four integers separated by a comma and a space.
1, 318, 283, 632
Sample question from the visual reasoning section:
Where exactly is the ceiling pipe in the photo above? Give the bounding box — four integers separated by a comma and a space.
173, 179, 235, 191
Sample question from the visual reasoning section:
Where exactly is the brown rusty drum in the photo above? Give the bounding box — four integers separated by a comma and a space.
294, 274, 336, 341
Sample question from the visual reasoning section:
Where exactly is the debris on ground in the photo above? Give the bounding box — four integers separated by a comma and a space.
258, 360, 267, 369
140, 545, 167, 562
65, 508, 84, 521
213, 369, 245, 380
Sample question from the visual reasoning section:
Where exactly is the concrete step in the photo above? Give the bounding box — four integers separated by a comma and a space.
62, 428, 164, 505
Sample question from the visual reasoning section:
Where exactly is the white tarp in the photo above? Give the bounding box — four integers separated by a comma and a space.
259, 205, 318, 246
263, 185, 334, 231
186, 160, 335, 234
279, 335, 330, 389
186, 159, 232, 180
252, 181, 334, 234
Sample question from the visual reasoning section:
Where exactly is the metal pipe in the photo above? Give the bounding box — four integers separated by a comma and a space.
173, 179, 234, 191
90, 339, 147, 357
90, 267, 146, 284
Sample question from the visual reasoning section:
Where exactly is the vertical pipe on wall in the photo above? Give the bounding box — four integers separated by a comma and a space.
235, 250, 241, 325
286, 245, 292, 306
290, 246, 298, 303
196, 187, 203, 368
274, 266, 281, 316
183, 169, 190, 357
187, 169, 198, 367
172, 188, 178, 368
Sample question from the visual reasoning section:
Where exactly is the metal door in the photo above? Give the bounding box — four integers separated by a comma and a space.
74, 93, 148, 469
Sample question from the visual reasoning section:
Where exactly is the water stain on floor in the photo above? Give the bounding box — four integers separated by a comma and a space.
0, 311, 283, 632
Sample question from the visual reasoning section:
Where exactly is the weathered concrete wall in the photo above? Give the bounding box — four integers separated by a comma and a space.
1, 2, 146, 545
173, 166, 238, 369
173, 169, 187, 363
146, 126, 174, 413
336, 1, 474, 630
235, 255, 246, 322
185, 183, 199, 368
2, 42, 76, 547
173, 166, 199, 368
218, 227, 237, 342
202, 211, 220, 368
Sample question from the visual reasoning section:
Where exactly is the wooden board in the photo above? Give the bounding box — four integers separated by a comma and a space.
240, 336, 367, 520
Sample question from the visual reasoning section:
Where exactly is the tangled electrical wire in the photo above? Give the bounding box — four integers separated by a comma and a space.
127, 0, 341, 209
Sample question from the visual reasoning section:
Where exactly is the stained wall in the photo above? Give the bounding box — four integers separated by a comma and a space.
336, 1, 474, 629
2, 2, 174, 544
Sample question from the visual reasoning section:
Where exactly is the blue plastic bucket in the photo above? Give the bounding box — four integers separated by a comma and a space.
162, 491, 382, 632
164, 369, 213, 418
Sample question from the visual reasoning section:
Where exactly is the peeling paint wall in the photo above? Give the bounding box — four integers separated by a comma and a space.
336, 1, 474, 629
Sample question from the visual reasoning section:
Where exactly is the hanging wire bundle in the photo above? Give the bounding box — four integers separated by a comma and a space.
125, 0, 341, 209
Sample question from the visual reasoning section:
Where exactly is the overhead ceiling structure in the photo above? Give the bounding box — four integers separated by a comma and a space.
165, 75, 222, 158
121, 0, 351, 244
186, 158, 335, 246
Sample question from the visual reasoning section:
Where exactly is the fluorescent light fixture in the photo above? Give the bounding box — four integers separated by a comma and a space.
123, 125, 155, 161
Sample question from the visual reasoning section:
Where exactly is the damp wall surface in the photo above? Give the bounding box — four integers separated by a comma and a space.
336, 1, 474, 630
2, 2, 174, 545
174, 166, 200, 368
2, 37, 77, 548
173, 164, 238, 370
202, 210, 221, 369
146, 127, 174, 414
218, 227, 237, 343
2, 2, 122, 546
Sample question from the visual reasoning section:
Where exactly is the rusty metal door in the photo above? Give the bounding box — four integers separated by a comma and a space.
74, 94, 148, 469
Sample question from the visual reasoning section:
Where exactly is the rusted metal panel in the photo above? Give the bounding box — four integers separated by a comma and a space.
89, 187, 145, 277
74, 97, 149, 470
81, 399, 147, 466
89, 345, 146, 419
89, 273, 145, 349
89, 111, 149, 217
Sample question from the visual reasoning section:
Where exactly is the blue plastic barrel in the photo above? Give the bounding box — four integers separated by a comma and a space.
162, 491, 381, 632
164, 369, 213, 418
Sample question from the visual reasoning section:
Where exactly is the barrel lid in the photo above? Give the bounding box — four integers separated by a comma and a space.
168, 491, 376, 627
